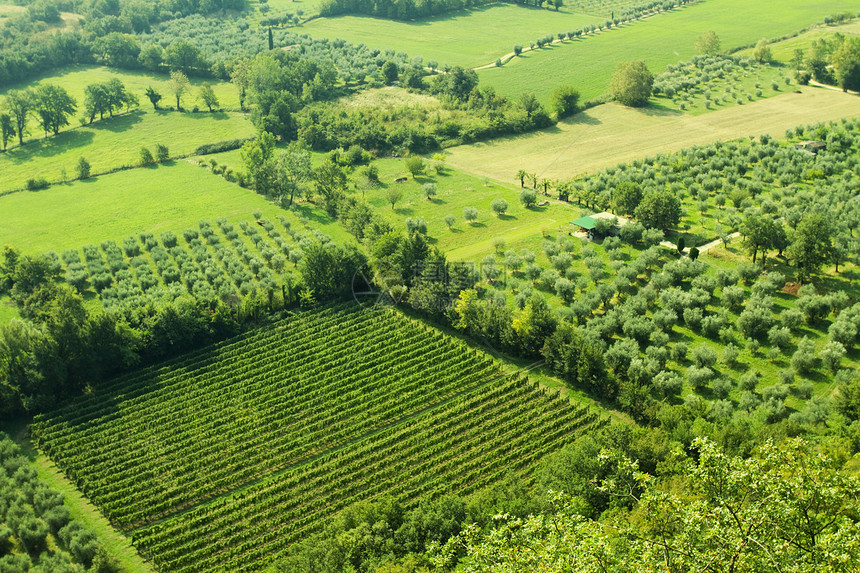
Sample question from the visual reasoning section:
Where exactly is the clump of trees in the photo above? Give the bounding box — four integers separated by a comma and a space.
611, 60, 654, 107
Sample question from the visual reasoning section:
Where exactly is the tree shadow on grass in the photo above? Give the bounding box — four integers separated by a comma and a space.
88, 111, 145, 132
497, 213, 517, 221
558, 111, 603, 127
291, 203, 336, 226
3, 130, 95, 163
186, 111, 231, 121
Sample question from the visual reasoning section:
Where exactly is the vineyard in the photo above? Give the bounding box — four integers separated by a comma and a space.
32, 304, 605, 572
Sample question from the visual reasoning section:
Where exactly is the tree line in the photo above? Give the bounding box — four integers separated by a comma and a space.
0, 74, 223, 153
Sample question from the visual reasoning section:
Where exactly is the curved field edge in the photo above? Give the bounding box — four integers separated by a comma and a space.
29, 453, 157, 573
444, 87, 860, 183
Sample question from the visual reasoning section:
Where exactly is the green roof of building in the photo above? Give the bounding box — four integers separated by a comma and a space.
571, 216, 596, 230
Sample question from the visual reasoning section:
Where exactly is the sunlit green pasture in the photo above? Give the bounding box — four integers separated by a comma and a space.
0, 161, 348, 254
1, 65, 242, 112
0, 110, 254, 192
304, 3, 597, 68
477, 0, 860, 103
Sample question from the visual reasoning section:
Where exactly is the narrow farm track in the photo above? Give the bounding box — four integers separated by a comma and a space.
33, 304, 606, 573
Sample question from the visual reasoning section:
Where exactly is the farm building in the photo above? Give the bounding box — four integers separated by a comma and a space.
795, 140, 826, 154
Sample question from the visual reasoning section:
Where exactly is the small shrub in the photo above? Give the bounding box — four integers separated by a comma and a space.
25, 177, 49, 190
140, 147, 155, 166
155, 143, 169, 162
491, 198, 508, 216
76, 156, 91, 179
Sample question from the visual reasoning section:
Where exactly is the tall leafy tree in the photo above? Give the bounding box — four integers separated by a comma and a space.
0, 112, 12, 151
274, 149, 313, 206
610, 61, 653, 107
92, 32, 141, 68
6, 89, 33, 145
164, 41, 206, 76
548, 85, 580, 118
83, 83, 109, 123
787, 212, 833, 282
695, 29, 721, 55
144, 86, 162, 110
105, 78, 136, 115
831, 36, 860, 92
33, 84, 76, 136
611, 181, 642, 215
741, 214, 785, 266
199, 83, 219, 112
314, 160, 348, 216
166, 71, 191, 111
240, 131, 277, 194
634, 189, 681, 231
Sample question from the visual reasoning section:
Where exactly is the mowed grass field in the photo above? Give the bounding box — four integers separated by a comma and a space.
477, 0, 860, 103
0, 160, 349, 254
444, 87, 860, 184
0, 110, 254, 192
304, 3, 598, 68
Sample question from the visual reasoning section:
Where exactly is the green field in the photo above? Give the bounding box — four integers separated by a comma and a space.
304, 3, 597, 68
0, 110, 254, 192
0, 161, 349, 254
477, 0, 860, 103
0, 65, 251, 191
737, 20, 860, 63
444, 87, 860, 184
0, 65, 243, 111
32, 304, 605, 572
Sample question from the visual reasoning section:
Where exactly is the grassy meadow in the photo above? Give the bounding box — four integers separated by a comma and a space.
0, 160, 349, 254
444, 87, 860, 184
0, 65, 243, 112
477, 0, 860, 103
0, 110, 254, 192
304, 3, 597, 68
